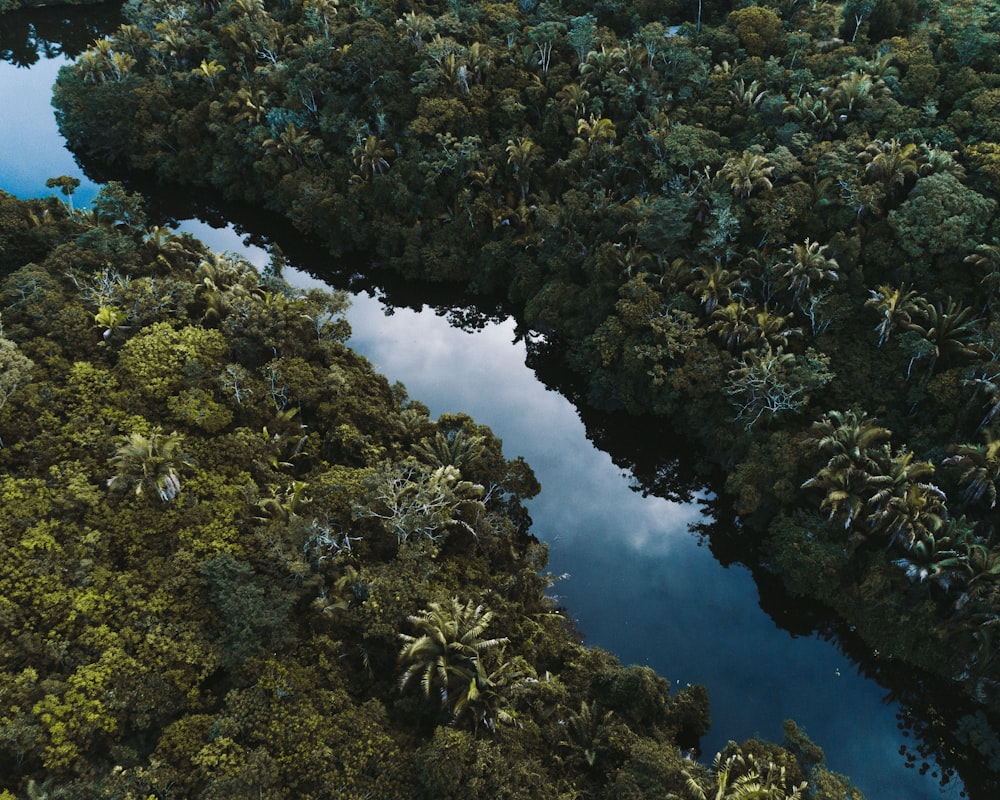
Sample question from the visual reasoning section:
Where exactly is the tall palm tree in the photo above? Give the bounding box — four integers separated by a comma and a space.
710, 299, 756, 351
802, 462, 874, 532
773, 239, 839, 302
893, 516, 975, 590
719, 152, 774, 199
864, 283, 926, 347
903, 297, 983, 377
674, 749, 807, 800
857, 138, 920, 193
414, 429, 487, 471
505, 137, 543, 200
398, 598, 508, 707
560, 701, 614, 767
865, 449, 945, 550
575, 115, 617, 166
351, 134, 394, 182
945, 434, 1000, 509
107, 427, 194, 502
691, 261, 742, 315
807, 409, 892, 474
783, 92, 838, 140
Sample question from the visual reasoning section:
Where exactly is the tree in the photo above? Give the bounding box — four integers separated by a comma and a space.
674, 747, 808, 800
44, 176, 80, 213
575, 115, 617, 167
888, 173, 996, 262
691, 260, 742, 315
901, 297, 983, 377
859, 139, 918, 188
107, 426, 194, 502
728, 7, 786, 58
398, 598, 509, 711
864, 448, 945, 549
726, 346, 833, 429
505, 137, 543, 200
945, 435, 1000, 509
773, 239, 839, 303
351, 134, 393, 182
720, 152, 774, 199
864, 283, 925, 347
0, 329, 34, 447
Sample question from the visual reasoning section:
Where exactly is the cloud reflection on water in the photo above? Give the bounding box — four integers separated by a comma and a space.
6, 152, 961, 800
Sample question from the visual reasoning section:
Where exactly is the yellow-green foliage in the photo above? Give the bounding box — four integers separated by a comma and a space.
116, 321, 228, 401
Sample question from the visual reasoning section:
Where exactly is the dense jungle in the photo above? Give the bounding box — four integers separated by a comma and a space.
3, 0, 1000, 795
0, 184, 868, 797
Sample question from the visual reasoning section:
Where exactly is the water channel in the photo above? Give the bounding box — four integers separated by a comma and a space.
0, 6, 980, 797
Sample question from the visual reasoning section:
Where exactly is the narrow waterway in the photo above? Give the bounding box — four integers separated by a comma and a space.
0, 29, 973, 799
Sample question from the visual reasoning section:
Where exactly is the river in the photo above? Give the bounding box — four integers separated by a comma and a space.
0, 7, 976, 797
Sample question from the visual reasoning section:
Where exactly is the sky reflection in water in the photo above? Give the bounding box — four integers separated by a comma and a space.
179, 226, 962, 799
0, 59, 966, 799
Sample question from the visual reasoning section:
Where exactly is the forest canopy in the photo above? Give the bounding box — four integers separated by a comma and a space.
0, 184, 871, 798
0, 0, 993, 792
48, 0, 1000, 750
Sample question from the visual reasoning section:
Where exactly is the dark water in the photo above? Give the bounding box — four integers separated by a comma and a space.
0, 7, 981, 798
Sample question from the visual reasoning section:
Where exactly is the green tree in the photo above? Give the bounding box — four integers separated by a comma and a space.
720, 152, 774, 199
773, 239, 839, 303
107, 426, 194, 502
398, 598, 509, 712
674, 746, 808, 800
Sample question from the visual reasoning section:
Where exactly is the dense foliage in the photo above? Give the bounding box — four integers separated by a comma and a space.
49, 0, 1000, 746
0, 187, 866, 798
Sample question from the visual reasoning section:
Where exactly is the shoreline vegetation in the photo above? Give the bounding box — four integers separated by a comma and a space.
0, 185, 860, 797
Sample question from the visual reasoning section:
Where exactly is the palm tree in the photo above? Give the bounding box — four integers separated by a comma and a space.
730, 78, 767, 113
825, 70, 883, 119
575, 115, 616, 166
107, 427, 194, 502
691, 261, 742, 315
864, 283, 925, 347
802, 462, 875, 532
945, 434, 1000, 509
414, 429, 487, 471
262, 122, 321, 170
751, 306, 801, 349
857, 138, 920, 193
783, 92, 838, 140
807, 409, 892, 474
710, 300, 756, 351
874, 480, 948, 551
351, 134, 394, 182
398, 598, 509, 707
893, 516, 975, 590
450, 654, 524, 735
505, 137, 543, 200
773, 238, 839, 302
903, 297, 983, 377
556, 82, 590, 118
720, 152, 774, 199
560, 701, 614, 767
864, 449, 946, 550
673, 748, 807, 800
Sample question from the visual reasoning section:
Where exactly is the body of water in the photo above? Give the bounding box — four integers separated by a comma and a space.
0, 11, 973, 798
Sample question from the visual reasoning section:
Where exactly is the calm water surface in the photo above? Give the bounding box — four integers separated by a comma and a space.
0, 34, 971, 800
